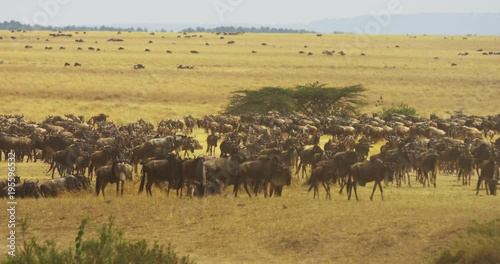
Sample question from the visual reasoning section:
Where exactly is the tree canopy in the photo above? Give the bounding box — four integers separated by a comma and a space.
223, 82, 366, 118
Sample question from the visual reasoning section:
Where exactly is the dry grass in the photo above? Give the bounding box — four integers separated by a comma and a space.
0, 135, 498, 264
0, 31, 499, 123
1, 31, 499, 263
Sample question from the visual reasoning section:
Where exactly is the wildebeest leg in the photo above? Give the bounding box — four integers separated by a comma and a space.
353, 182, 359, 201
369, 182, 378, 201
101, 182, 108, 198
476, 178, 482, 195
120, 181, 124, 197
146, 178, 154, 196
295, 161, 302, 177
322, 181, 331, 200
433, 171, 437, 188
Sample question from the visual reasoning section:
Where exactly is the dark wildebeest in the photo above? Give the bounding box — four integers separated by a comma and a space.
307, 162, 338, 200
134, 64, 145, 69
202, 150, 244, 189
347, 158, 393, 201
457, 152, 473, 185
0, 179, 41, 199
206, 134, 218, 156
267, 166, 292, 197
96, 160, 133, 197
64, 62, 71, 67
130, 143, 156, 175
74, 62, 82, 67
296, 145, 323, 178
0, 176, 20, 190
234, 156, 281, 198
88, 144, 120, 180
46, 143, 83, 178
138, 155, 183, 197
219, 139, 238, 157
181, 156, 212, 196
331, 151, 359, 193
87, 113, 108, 127
40, 175, 91, 197
188, 179, 222, 197
416, 150, 439, 188
476, 151, 499, 196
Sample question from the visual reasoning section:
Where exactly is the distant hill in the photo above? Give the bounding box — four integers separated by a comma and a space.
302, 13, 500, 35
2, 13, 499, 35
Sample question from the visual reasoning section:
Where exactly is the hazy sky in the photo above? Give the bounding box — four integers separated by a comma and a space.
2, 0, 500, 26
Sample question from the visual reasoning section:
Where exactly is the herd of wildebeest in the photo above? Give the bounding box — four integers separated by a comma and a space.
0, 110, 499, 201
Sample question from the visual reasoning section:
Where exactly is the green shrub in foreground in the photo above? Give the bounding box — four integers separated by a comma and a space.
435, 219, 500, 264
3, 217, 194, 264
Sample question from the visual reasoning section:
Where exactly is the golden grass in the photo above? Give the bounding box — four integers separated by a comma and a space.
0, 31, 499, 123
1, 159, 498, 264
1, 30, 499, 263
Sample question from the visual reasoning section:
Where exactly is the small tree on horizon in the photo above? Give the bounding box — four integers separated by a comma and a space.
223, 82, 366, 118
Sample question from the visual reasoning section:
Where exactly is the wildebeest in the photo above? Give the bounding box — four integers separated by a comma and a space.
206, 134, 218, 156
64, 62, 71, 67
96, 160, 133, 197
138, 154, 183, 197
307, 163, 337, 200
476, 152, 499, 196
347, 158, 393, 201
134, 64, 145, 69
202, 150, 244, 188
0, 179, 41, 199
0, 176, 20, 190
74, 62, 82, 67
267, 166, 292, 197
296, 145, 323, 178
416, 150, 439, 188
144, 49, 150, 52
40, 174, 90, 197
88, 144, 120, 179
234, 156, 281, 198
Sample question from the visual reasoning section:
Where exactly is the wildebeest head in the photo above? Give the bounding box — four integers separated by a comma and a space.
23, 179, 42, 199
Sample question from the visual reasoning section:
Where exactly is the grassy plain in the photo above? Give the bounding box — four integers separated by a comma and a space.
0, 158, 499, 264
0, 30, 499, 263
0, 30, 499, 123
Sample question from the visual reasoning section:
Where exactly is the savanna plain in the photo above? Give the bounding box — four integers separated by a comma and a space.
0, 30, 499, 263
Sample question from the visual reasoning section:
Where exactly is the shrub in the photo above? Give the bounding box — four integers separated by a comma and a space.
435, 219, 500, 264
3, 217, 194, 264
381, 103, 417, 118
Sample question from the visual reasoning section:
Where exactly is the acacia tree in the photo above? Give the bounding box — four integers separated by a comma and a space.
223, 82, 366, 117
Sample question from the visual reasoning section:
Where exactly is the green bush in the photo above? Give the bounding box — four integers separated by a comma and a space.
3, 217, 194, 264
435, 219, 500, 264
381, 102, 417, 118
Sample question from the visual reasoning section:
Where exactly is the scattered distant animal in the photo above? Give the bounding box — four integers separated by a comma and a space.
134, 64, 145, 69
166, 50, 173, 53
144, 49, 150, 52
451, 63, 457, 67
64, 62, 71, 67
74, 62, 82, 67
190, 50, 199, 54
177, 65, 194, 69
251, 50, 257, 53
25, 45, 33, 49
118, 47, 124, 50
